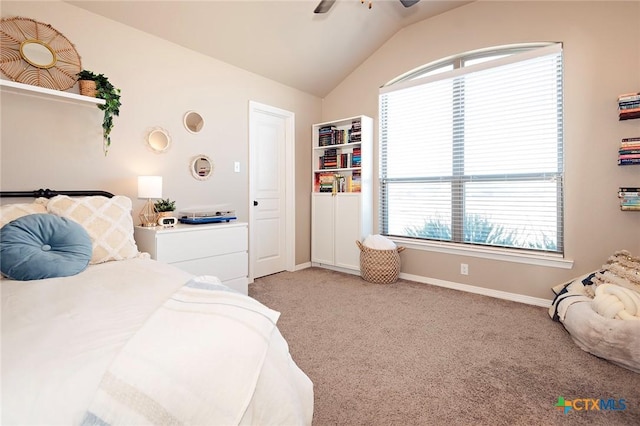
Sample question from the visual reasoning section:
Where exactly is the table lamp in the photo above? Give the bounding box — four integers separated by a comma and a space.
138, 175, 162, 227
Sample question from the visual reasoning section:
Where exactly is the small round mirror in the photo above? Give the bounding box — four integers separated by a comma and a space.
190, 155, 213, 180
20, 40, 56, 69
184, 111, 205, 134
146, 127, 171, 153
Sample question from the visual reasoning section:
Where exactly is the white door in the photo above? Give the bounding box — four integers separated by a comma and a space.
249, 101, 295, 280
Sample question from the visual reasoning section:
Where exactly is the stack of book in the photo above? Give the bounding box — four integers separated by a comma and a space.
351, 147, 361, 167
319, 125, 349, 146
349, 120, 362, 143
350, 171, 362, 192
317, 172, 335, 192
619, 187, 640, 211
618, 92, 640, 120
318, 126, 336, 146
319, 148, 338, 169
618, 137, 640, 165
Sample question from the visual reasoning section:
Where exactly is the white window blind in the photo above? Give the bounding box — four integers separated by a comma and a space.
379, 44, 563, 253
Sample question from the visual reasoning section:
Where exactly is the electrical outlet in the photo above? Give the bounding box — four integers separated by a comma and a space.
460, 263, 469, 275
234, 161, 240, 173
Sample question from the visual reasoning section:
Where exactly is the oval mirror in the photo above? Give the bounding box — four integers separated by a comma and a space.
20, 40, 56, 69
190, 155, 213, 180
184, 111, 205, 134
146, 127, 171, 153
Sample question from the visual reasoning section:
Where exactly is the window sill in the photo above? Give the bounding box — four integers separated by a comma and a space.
388, 237, 574, 269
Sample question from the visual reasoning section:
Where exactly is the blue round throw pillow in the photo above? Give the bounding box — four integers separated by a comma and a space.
0, 213, 93, 281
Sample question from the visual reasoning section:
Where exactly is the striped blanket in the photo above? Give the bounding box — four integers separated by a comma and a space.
81, 276, 283, 425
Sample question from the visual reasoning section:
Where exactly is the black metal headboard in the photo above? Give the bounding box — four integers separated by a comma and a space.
0, 189, 114, 198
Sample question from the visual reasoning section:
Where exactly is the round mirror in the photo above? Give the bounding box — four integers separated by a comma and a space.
20, 40, 56, 69
184, 111, 205, 134
146, 127, 171, 153
190, 155, 213, 180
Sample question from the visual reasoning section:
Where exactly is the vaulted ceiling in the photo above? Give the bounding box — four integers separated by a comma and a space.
67, 1, 473, 97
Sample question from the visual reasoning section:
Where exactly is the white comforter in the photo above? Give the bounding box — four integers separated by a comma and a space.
1, 258, 313, 425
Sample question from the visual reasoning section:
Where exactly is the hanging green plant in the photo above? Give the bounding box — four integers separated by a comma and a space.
77, 70, 121, 155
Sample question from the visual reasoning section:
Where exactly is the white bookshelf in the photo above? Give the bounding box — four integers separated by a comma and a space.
311, 115, 373, 273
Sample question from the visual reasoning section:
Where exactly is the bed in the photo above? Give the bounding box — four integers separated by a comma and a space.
549, 250, 640, 373
1, 190, 314, 425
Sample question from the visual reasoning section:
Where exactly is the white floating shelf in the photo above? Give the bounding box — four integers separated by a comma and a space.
0, 79, 106, 105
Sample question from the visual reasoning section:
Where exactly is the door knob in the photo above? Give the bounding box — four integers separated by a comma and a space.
253, 200, 259, 206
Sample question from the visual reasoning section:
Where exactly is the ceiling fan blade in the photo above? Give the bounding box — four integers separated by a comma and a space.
314, 0, 336, 14
399, 0, 420, 7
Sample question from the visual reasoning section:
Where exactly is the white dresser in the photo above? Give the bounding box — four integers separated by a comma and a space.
134, 222, 249, 294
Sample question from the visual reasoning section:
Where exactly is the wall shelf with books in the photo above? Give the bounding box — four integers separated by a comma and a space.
618, 137, 640, 166
618, 92, 640, 120
619, 187, 640, 211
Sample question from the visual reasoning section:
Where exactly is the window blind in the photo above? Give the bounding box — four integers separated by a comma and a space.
379, 43, 563, 253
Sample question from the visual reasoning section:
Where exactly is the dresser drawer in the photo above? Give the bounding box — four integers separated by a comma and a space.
155, 226, 247, 264
170, 252, 248, 282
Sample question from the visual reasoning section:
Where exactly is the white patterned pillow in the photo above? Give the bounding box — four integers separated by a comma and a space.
46, 195, 139, 264
0, 198, 49, 227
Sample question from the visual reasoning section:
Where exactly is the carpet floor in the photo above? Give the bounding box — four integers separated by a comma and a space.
250, 267, 640, 426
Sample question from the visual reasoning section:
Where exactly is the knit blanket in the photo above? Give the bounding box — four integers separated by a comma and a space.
81, 275, 281, 425
550, 250, 640, 321
548, 251, 640, 373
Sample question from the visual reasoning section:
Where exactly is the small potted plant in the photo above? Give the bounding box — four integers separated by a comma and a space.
76, 70, 121, 155
154, 198, 176, 219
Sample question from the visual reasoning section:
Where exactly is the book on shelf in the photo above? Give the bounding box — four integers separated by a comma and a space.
618, 92, 640, 102
620, 111, 640, 120
621, 205, 640, 211
619, 102, 640, 110
618, 158, 640, 165
619, 154, 640, 159
622, 137, 640, 143
619, 186, 640, 192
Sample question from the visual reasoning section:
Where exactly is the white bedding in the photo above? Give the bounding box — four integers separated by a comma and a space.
1, 257, 313, 425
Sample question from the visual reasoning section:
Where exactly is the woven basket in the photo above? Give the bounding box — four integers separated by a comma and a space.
79, 80, 97, 97
356, 240, 405, 284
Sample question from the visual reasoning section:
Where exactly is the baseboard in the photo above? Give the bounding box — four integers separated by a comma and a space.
309, 262, 360, 276
293, 264, 551, 308
399, 272, 552, 308
294, 262, 312, 271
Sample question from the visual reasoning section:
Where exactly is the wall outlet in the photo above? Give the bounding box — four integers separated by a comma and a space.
234, 161, 240, 173
460, 263, 469, 275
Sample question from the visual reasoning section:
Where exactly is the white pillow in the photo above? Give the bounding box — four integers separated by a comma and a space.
363, 234, 397, 250
0, 198, 49, 227
46, 195, 139, 264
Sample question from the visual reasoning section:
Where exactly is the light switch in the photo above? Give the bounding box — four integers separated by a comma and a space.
234, 161, 240, 173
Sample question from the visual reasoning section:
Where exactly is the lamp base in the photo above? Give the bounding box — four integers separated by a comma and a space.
139, 199, 158, 227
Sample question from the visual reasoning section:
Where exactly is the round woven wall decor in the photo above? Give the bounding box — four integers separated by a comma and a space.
0, 17, 81, 91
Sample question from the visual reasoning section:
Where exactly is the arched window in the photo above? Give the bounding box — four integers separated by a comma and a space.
379, 43, 564, 254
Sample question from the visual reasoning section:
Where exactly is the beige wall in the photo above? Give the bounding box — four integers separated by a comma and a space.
0, 1, 321, 266
2, 1, 639, 299
322, 1, 640, 299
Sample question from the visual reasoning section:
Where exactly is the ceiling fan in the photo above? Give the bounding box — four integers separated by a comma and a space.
314, 0, 421, 14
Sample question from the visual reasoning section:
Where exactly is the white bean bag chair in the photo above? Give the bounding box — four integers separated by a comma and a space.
549, 251, 640, 373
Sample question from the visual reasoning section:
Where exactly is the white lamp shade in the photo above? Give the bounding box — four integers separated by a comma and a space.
138, 176, 163, 199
